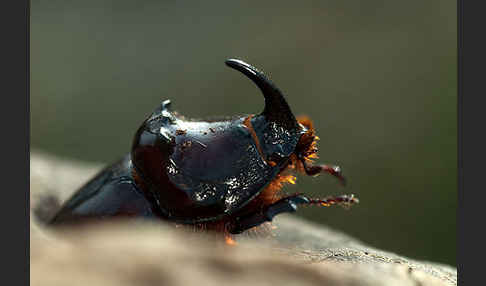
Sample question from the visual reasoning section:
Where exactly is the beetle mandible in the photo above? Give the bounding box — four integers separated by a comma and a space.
50, 59, 359, 242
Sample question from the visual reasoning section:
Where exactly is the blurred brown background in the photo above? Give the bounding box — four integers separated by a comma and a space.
30, 0, 457, 265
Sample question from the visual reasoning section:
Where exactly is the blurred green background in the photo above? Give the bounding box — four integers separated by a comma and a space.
30, 0, 457, 266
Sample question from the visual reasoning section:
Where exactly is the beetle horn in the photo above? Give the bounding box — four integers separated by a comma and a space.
225, 59, 298, 130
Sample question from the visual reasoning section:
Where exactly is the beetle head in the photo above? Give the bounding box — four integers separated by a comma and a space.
225, 59, 319, 171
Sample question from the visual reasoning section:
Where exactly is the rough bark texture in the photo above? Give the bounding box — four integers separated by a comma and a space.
30, 151, 457, 286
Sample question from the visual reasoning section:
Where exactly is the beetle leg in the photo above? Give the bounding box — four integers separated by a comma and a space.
230, 194, 309, 234
229, 193, 359, 234
301, 160, 346, 186
304, 194, 359, 210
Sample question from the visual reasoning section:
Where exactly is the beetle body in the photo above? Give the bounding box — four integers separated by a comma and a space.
51, 59, 358, 237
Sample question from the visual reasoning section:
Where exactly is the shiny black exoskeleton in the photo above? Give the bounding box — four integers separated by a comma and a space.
51, 59, 358, 235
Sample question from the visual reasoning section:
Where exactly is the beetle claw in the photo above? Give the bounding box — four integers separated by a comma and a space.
304, 194, 359, 209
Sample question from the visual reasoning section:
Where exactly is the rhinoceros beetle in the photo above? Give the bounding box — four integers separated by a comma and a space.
50, 59, 358, 241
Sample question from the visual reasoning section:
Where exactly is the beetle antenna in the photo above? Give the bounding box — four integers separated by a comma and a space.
225, 59, 298, 130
